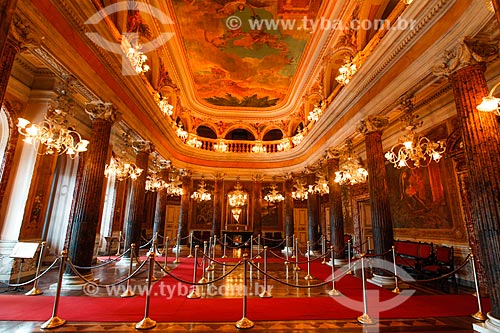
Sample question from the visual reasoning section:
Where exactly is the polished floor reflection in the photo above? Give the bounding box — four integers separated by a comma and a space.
0, 245, 484, 332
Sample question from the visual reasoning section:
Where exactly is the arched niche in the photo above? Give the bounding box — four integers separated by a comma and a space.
196, 125, 217, 139
224, 128, 255, 141
262, 128, 283, 141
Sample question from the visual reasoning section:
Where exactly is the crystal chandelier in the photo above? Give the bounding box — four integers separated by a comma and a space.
155, 92, 174, 116
308, 172, 329, 195
165, 174, 184, 196
214, 140, 228, 152
191, 178, 212, 202
334, 153, 368, 186
125, 39, 150, 74
277, 139, 290, 151
104, 157, 143, 181
145, 172, 167, 192
292, 129, 304, 146
187, 135, 203, 149
307, 101, 324, 123
252, 142, 267, 153
264, 183, 284, 203
16, 84, 89, 159
385, 99, 446, 169
175, 123, 188, 140
228, 179, 248, 207
292, 179, 308, 201
336, 56, 357, 86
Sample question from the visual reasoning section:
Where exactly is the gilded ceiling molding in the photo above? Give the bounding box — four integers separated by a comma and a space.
324, 147, 343, 160
85, 101, 120, 122
357, 0, 453, 93
357, 115, 389, 134
9, 14, 39, 49
432, 37, 499, 77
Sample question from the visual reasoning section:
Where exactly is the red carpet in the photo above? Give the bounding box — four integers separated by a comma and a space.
0, 257, 491, 322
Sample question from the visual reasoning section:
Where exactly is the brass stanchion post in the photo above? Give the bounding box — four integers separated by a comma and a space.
149, 237, 158, 282
198, 241, 208, 283
470, 250, 486, 321
304, 241, 313, 280
163, 237, 170, 272
347, 239, 353, 274
25, 241, 46, 296
284, 236, 289, 265
174, 235, 180, 264
40, 250, 67, 329
249, 235, 254, 260
135, 251, 157, 330
328, 246, 341, 296
291, 234, 296, 259
367, 236, 372, 253
321, 235, 327, 264
121, 243, 136, 297
235, 254, 254, 329
391, 246, 400, 294
357, 254, 375, 325
293, 236, 301, 271
255, 234, 262, 259
187, 231, 194, 258
187, 245, 201, 299
259, 246, 272, 298
206, 237, 214, 272
222, 233, 227, 259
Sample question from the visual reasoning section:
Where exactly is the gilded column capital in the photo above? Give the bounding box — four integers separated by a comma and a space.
433, 37, 498, 77
358, 115, 389, 135
132, 140, 154, 154
325, 147, 343, 160
213, 172, 225, 181
252, 174, 264, 182
9, 14, 40, 50
85, 102, 120, 122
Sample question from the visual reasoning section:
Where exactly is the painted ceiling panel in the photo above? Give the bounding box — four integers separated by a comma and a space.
172, 0, 323, 108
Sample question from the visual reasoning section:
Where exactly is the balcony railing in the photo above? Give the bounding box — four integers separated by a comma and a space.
183, 136, 295, 154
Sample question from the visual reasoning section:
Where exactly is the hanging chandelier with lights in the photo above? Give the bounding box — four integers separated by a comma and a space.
155, 92, 174, 116
104, 157, 143, 181
252, 142, 267, 153
124, 37, 150, 74
191, 178, 212, 202
308, 172, 329, 195
213, 140, 228, 152
145, 171, 167, 192
385, 99, 446, 169
17, 83, 89, 159
333, 140, 369, 186
165, 174, 184, 196
264, 183, 284, 203
292, 179, 309, 201
292, 129, 304, 146
336, 56, 357, 86
228, 180, 248, 207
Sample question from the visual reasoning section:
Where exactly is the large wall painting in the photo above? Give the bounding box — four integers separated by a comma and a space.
172, 0, 322, 108
386, 161, 453, 230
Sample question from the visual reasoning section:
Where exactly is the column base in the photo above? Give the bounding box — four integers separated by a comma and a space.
473, 313, 500, 333
367, 273, 396, 289
52, 273, 99, 290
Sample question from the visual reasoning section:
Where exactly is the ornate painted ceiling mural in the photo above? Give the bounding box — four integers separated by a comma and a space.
172, 0, 323, 108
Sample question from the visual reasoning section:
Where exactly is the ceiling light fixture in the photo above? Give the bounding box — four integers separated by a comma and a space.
104, 156, 143, 181
476, 81, 500, 115
17, 83, 89, 159
292, 178, 309, 201
124, 36, 150, 74
385, 99, 446, 169
191, 177, 212, 202
334, 140, 368, 186
336, 56, 357, 86
228, 178, 248, 208
264, 183, 284, 203
155, 92, 174, 116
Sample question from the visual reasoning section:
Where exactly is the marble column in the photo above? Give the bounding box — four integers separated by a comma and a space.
307, 172, 320, 252
283, 174, 294, 238
0, 0, 18, 58
358, 116, 395, 287
176, 171, 191, 246
436, 41, 500, 327
326, 149, 345, 262
252, 174, 263, 236
123, 140, 153, 257
152, 169, 169, 239
65, 102, 119, 279
211, 173, 223, 238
